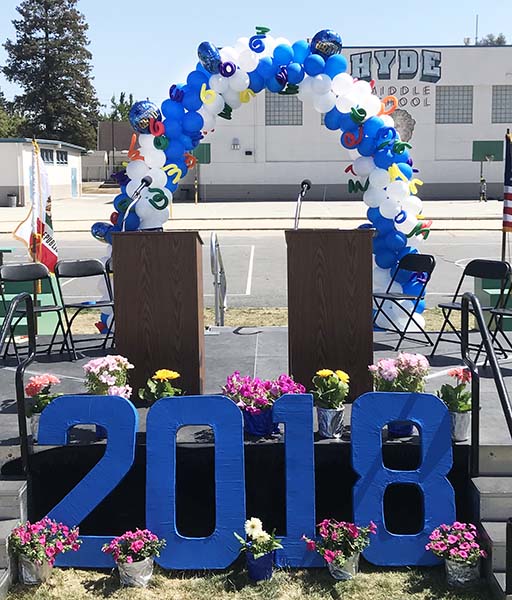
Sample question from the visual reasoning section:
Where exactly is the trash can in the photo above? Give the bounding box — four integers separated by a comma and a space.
6, 194, 17, 207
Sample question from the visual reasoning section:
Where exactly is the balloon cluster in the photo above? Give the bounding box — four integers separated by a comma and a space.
90, 27, 431, 331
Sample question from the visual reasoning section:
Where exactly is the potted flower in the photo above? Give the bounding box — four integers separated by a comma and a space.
303, 518, 377, 580
102, 528, 165, 588
222, 372, 305, 438
425, 522, 485, 588
84, 355, 134, 438
311, 369, 349, 438
368, 353, 430, 437
24, 374, 61, 442
8, 517, 81, 585
437, 368, 472, 442
234, 517, 283, 582
138, 369, 182, 403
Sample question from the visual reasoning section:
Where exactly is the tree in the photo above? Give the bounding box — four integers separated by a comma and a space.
101, 92, 134, 121
477, 33, 507, 46
3, 0, 100, 148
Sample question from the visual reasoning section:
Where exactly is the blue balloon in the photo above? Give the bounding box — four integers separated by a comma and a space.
182, 111, 204, 134
161, 100, 185, 122
324, 107, 342, 131
104, 224, 120, 245
375, 250, 398, 270
182, 91, 202, 112
164, 118, 183, 139
338, 112, 358, 132
324, 54, 348, 78
273, 44, 294, 65
358, 223, 374, 230
179, 134, 193, 151
113, 194, 131, 214
165, 181, 179, 193
187, 70, 209, 90
292, 40, 310, 63
122, 211, 140, 231
248, 70, 265, 93
91, 222, 111, 244
195, 61, 211, 77
373, 236, 388, 255
367, 207, 381, 224
374, 149, 395, 170
129, 101, 162, 134
310, 29, 343, 59
375, 215, 395, 234
304, 54, 325, 76
266, 77, 285, 93
398, 163, 414, 180
257, 57, 278, 79
197, 41, 221, 74
165, 140, 186, 162
357, 137, 378, 157
287, 62, 304, 84
385, 231, 407, 251
363, 117, 385, 139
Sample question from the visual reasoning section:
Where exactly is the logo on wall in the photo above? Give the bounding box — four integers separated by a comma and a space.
349, 49, 442, 83
392, 109, 416, 142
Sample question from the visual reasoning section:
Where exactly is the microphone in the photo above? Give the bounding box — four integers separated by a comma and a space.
294, 179, 312, 230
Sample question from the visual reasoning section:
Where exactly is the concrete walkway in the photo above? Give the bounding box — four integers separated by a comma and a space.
0, 194, 505, 233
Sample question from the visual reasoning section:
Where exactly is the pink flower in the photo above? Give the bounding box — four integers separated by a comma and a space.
459, 550, 468, 559
306, 540, 316, 551
323, 550, 336, 563
130, 540, 144, 553
447, 535, 459, 544
463, 532, 475, 541
126, 556, 133, 563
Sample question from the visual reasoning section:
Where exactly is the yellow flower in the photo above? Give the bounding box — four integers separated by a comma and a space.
335, 370, 350, 384
153, 369, 180, 381
316, 369, 334, 377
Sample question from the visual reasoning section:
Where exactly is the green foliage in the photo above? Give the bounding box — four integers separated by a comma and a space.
477, 33, 507, 46
138, 373, 182, 404
26, 393, 59, 417
311, 370, 349, 409
101, 92, 134, 122
3, 0, 100, 148
437, 383, 471, 413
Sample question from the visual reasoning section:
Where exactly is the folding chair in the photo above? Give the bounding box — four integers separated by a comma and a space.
373, 253, 436, 351
430, 259, 511, 357
54, 259, 115, 360
0, 262, 71, 359
485, 282, 512, 360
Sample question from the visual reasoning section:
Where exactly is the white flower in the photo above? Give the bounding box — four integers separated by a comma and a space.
244, 517, 263, 539
254, 531, 271, 543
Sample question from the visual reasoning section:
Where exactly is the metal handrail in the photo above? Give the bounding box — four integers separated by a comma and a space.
461, 292, 512, 594
0, 292, 36, 478
210, 232, 227, 326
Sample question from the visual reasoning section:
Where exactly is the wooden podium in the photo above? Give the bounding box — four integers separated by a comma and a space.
286, 229, 373, 400
112, 231, 204, 397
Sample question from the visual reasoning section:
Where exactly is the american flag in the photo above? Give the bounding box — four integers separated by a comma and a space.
504, 131, 512, 232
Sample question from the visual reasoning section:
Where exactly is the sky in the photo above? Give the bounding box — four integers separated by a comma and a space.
0, 0, 511, 110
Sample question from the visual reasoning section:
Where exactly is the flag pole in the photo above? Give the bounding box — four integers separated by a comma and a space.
502, 129, 511, 262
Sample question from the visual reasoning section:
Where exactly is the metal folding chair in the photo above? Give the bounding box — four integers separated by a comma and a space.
430, 259, 511, 358
0, 262, 71, 360
373, 253, 436, 351
54, 258, 115, 360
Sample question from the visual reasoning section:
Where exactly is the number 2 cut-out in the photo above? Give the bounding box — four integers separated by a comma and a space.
38, 395, 138, 567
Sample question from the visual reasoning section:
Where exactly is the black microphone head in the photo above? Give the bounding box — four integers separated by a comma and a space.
141, 175, 153, 187
301, 179, 312, 191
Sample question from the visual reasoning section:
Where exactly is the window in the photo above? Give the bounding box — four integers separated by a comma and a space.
435, 86, 473, 124
492, 86, 512, 123
265, 91, 303, 126
41, 148, 54, 164
56, 150, 68, 164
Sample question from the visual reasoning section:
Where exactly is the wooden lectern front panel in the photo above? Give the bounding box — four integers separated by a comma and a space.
112, 231, 204, 397
286, 229, 373, 401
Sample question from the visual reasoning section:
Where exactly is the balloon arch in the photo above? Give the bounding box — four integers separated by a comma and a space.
92, 28, 430, 332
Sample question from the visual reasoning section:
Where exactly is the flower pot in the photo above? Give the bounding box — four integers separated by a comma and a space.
243, 410, 278, 437
445, 558, 480, 588
246, 551, 274, 582
29, 414, 40, 443
327, 552, 360, 580
450, 411, 470, 442
18, 555, 52, 585
118, 557, 154, 587
317, 406, 344, 438
387, 420, 413, 438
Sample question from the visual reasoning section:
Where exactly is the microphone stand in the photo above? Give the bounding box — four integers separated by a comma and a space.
294, 179, 312, 230
121, 176, 152, 232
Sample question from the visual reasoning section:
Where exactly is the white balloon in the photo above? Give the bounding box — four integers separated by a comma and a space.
238, 49, 259, 72
312, 74, 332, 95
332, 73, 354, 96
261, 35, 276, 57
403, 194, 422, 215
219, 46, 239, 64
369, 168, 390, 189
335, 94, 357, 113
138, 134, 155, 151
198, 107, 216, 131
353, 156, 375, 177
381, 114, 395, 127
313, 91, 336, 114
143, 148, 166, 170
222, 88, 242, 109
298, 77, 314, 101
380, 197, 401, 219
148, 168, 167, 189
395, 214, 417, 235
203, 92, 225, 115
126, 160, 149, 182
126, 179, 141, 198
229, 69, 250, 92
373, 266, 392, 291
235, 37, 250, 52
363, 186, 387, 208
387, 180, 410, 203
352, 80, 372, 99
359, 94, 382, 119
209, 74, 229, 93
408, 234, 425, 249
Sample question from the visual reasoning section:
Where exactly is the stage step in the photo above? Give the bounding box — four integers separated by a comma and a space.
0, 480, 26, 522
479, 446, 512, 476
490, 571, 512, 599
482, 521, 507, 571
473, 477, 512, 521
0, 519, 18, 570
0, 568, 11, 600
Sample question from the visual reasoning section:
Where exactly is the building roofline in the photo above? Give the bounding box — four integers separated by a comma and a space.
0, 138, 85, 151
343, 45, 512, 49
